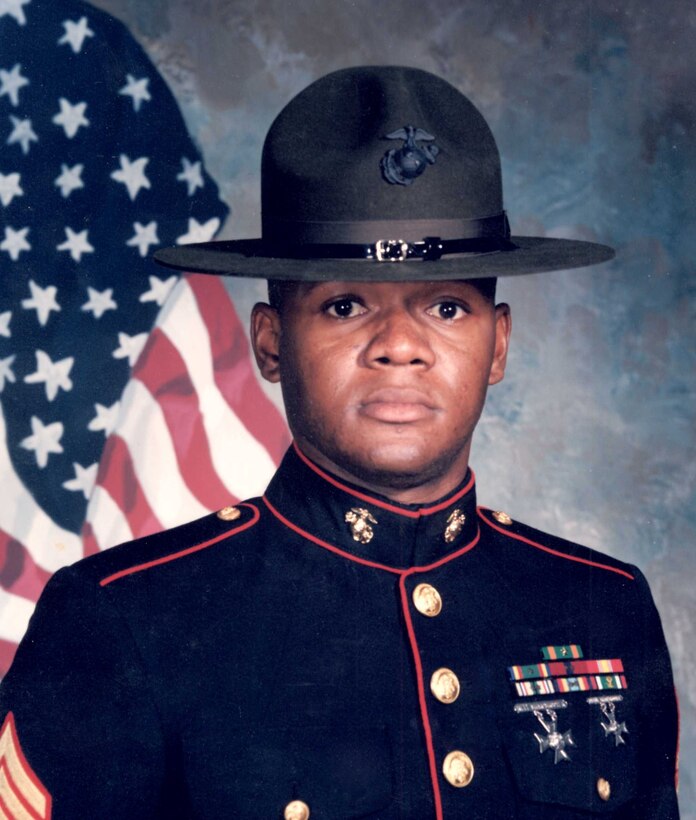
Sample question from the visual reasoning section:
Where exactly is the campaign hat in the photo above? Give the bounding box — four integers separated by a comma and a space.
154, 66, 614, 281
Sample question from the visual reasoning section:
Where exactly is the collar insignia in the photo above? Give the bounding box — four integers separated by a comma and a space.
443, 509, 466, 543
345, 507, 378, 544
380, 125, 440, 186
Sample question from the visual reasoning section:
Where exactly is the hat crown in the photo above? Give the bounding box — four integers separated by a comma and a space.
261, 66, 503, 244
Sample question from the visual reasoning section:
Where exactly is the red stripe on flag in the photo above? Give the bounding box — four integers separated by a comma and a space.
132, 328, 237, 510
0, 530, 51, 604
95, 436, 162, 540
187, 275, 290, 463
80, 522, 100, 557
0, 640, 19, 680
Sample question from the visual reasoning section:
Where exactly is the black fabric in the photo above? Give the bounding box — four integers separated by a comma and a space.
0, 446, 679, 818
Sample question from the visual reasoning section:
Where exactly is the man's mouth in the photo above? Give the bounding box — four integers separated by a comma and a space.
359, 388, 438, 424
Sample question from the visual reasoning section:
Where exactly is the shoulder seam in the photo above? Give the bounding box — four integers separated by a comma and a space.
99, 503, 260, 587
477, 507, 635, 581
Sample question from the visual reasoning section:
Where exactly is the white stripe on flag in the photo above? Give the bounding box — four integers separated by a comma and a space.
0, 404, 82, 571
0, 588, 37, 645
158, 281, 277, 497
85, 486, 135, 552
115, 379, 210, 528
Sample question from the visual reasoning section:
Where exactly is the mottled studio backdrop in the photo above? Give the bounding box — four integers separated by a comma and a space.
90, 0, 696, 810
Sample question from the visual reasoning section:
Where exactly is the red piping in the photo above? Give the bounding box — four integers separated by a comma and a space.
293, 441, 476, 518
399, 574, 444, 819
99, 504, 260, 586
263, 495, 480, 574
477, 508, 635, 581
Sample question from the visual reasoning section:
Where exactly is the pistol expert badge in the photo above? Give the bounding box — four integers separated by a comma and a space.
380, 125, 440, 185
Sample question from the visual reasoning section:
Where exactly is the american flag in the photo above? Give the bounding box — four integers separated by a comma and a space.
0, 0, 289, 676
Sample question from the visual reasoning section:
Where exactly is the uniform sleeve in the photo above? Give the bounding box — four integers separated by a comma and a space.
0, 567, 170, 819
631, 566, 680, 818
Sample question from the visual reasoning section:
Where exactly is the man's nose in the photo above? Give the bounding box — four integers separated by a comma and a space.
363, 309, 435, 368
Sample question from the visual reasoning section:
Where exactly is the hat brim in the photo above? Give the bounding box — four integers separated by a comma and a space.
153, 236, 614, 281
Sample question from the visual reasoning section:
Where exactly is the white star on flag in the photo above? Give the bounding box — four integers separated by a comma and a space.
54, 163, 84, 198
176, 216, 221, 245
7, 115, 38, 154
21, 280, 61, 326
20, 416, 65, 469
57, 226, 94, 262
119, 74, 151, 112
62, 462, 98, 500
0, 63, 29, 106
81, 287, 117, 319
0, 0, 30, 26
0, 225, 30, 260
139, 275, 177, 307
57, 16, 94, 54
88, 401, 121, 437
52, 98, 89, 139
0, 171, 23, 206
177, 157, 204, 196
0, 311, 11, 337
112, 331, 148, 367
24, 350, 74, 402
111, 154, 151, 200
0, 355, 16, 392
127, 220, 159, 256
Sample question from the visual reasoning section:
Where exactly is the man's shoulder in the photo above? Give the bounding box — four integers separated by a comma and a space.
477, 506, 640, 584
67, 500, 266, 590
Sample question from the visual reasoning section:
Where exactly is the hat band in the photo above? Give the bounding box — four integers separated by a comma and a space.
245, 234, 514, 262
252, 212, 513, 261
263, 212, 510, 244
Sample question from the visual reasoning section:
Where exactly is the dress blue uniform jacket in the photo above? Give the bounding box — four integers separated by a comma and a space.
0, 444, 679, 818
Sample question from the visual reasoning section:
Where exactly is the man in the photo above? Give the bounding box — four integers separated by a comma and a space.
0, 67, 679, 818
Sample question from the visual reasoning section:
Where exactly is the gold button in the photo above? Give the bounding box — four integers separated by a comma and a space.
442, 750, 474, 788
412, 583, 442, 617
217, 505, 240, 521
596, 778, 611, 802
284, 800, 310, 820
492, 510, 512, 525
430, 668, 460, 704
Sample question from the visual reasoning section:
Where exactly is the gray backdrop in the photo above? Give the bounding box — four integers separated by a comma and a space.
91, 0, 696, 811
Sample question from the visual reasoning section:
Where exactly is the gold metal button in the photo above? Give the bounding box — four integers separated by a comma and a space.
217, 505, 240, 521
442, 750, 474, 788
492, 510, 512, 525
284, 799, 310, 820
430, 668, 461, 704
596, 777, 611, 802
412, 583, 442, 617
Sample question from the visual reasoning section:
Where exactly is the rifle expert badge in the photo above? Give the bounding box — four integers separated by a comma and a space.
380, 125, 440, 185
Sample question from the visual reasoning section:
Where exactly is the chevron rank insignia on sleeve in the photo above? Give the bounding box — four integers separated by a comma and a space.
0, 713, 52, 820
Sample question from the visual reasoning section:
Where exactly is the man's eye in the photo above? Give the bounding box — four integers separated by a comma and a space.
324, 298, 365, 318
427, 301, 467, 320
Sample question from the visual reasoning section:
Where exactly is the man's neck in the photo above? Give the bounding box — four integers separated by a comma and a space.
294, 438, 472, 506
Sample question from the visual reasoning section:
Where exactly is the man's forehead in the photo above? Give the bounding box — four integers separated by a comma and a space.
269, 277, 498, 307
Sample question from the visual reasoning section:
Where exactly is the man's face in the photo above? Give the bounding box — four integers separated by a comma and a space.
252, 280, 510, 502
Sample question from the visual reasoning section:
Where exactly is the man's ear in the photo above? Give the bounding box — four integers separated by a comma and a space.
251, 302, 282, 383
489, 303, 511, 386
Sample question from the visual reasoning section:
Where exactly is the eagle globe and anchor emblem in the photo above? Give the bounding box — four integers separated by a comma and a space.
380, 125, 440, 185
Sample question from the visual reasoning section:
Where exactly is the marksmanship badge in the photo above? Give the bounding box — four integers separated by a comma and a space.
588, 695, 629, 746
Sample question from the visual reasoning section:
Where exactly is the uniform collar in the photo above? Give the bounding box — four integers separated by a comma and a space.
263, 443, 480, 570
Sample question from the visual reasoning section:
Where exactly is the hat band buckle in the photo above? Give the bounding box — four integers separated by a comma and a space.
374, 239, 409, 262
